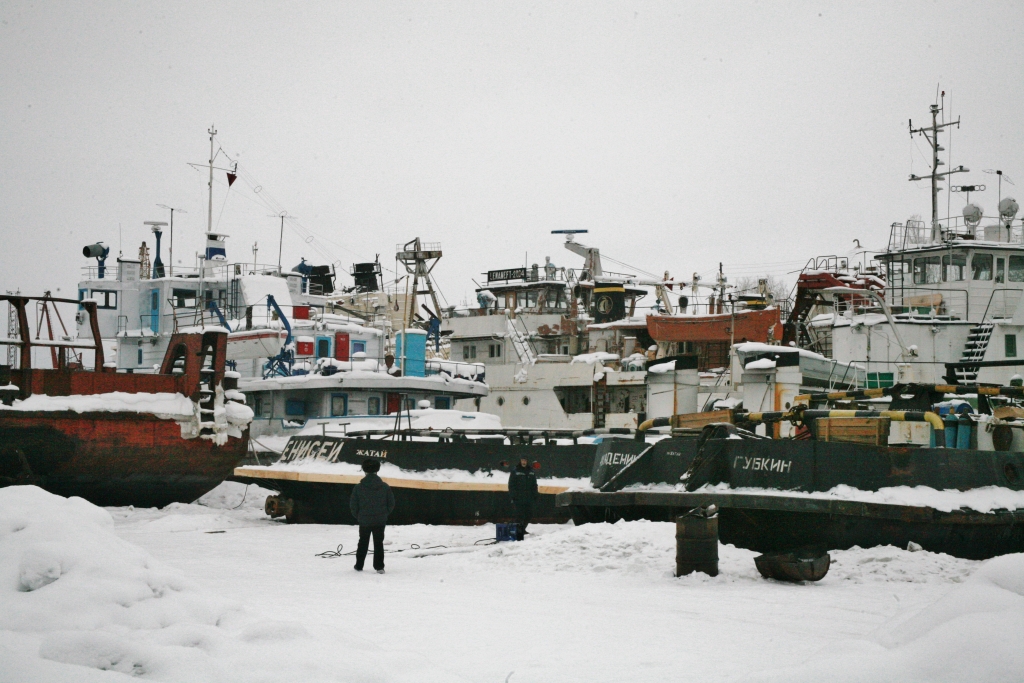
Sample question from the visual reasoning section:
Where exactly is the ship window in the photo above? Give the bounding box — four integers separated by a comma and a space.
367, 396, 381, 415
942, 253, 966, 282
434, 396, 451, 410
972, 253, 994, 280
352, 340, 366, 354
285, 398, 306, 416
886, 259, 910, 283
253, 396, 263, 417
90, 290, 117, 309
330, 394, 348, 416
1009, 256, 1024, 282
404, 398, 416, 411
489, 343, 502, 358
913, 257, 941, 284
996, 258, 1006, 284
516, 290, 538, 309
172, 288, 198, 308
1007, 335, 1017, 358
463, 345, 476, 360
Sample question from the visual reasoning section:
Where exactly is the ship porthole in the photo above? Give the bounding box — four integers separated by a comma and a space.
497, 397, 504, 406
522, 396, 530, 405
1005, 463, 1020, 483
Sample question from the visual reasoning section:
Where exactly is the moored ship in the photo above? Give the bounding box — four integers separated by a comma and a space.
0, 294, 252, 507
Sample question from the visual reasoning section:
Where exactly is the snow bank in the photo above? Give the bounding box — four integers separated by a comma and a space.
0, 486, 449, 682
752, 552, 1024, 682
0, 392, 194, 418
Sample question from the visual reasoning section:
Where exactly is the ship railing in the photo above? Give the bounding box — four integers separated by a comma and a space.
80, 261, 293, 282
424, 359, 486, 382
885, 217, 1024, 252
981, 288, 1024, 323
801, 255, 850, 273
886, 287, 970, 320
396, 241, 442, 254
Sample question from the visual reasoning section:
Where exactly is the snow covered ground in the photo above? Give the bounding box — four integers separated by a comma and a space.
2, 482, 1023, 682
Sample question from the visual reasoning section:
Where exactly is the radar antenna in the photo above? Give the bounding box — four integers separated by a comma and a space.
909, 92, 968, 238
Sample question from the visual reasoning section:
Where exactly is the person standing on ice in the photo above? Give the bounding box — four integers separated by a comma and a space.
350, 459, 396, 574
508, 457, 538, 540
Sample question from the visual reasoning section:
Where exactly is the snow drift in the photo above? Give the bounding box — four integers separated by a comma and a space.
0, 486, 447, 682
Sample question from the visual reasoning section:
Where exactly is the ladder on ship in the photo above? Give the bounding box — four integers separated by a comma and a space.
505, 314, 537, 364
955, 322, 994, 383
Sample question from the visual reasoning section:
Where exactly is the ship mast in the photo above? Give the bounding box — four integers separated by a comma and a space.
207, 124, 217, 235
908, 95, 967, 239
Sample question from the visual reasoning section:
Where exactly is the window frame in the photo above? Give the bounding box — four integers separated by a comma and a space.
367, 396, 381, 415
1007, 334, 1017, 359
972, 253, 994, 281
90, 289, 118, 309
330, 393, 348, 417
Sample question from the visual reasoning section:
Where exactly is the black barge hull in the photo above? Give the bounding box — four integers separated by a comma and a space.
569, 434, 1024, 560
558, 490, 1024, 560
235, 435, 597, 525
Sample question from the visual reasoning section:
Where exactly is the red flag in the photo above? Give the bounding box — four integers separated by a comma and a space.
226, 172, 237, 187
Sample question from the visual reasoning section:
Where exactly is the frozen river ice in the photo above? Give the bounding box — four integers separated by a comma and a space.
2, 482, 1022, 682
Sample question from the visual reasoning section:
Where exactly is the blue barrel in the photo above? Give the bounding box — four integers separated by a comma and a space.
944, 414, 959, 449
956, 415, 972, 450
395, 329, 427, 378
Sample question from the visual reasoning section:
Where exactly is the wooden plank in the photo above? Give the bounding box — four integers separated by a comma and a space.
232, 466, 569, 494
816, 417, 890, 446
672, 409, 735, 429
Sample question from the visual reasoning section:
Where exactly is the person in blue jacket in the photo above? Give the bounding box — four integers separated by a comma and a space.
349, 459, 396, 573
508, 457, 538, 540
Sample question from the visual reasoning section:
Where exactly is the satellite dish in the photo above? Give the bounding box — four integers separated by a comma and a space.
963, 203, 984, 228
999, 197, 1019, 222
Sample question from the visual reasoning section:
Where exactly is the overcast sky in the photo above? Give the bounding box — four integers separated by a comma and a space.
2, 1, 1023, 309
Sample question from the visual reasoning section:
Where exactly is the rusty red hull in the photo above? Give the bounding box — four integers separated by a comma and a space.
0, 411, 248, 508
647, 308, 781, 344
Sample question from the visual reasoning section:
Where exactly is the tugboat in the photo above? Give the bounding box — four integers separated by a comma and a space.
0, 294, 252, 507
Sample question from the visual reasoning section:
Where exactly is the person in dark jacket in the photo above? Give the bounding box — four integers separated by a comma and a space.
507, 457, 538, 540
349, 459, 396, 573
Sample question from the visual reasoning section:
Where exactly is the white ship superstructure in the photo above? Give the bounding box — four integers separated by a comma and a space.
793, 99, 1024, 386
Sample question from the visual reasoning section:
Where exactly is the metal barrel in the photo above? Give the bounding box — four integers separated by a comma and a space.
944, 414, 958, 448
675, 514, 719, 577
